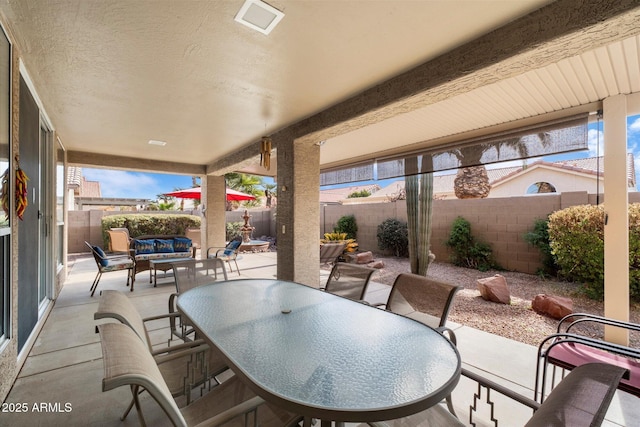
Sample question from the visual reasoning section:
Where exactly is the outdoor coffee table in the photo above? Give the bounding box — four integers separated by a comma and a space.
149, 257, 194, 286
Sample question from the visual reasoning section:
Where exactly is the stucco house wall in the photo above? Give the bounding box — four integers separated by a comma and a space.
489, 165, 603, 198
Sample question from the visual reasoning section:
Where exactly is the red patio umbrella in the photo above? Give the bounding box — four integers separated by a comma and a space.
163, 187, 256, 201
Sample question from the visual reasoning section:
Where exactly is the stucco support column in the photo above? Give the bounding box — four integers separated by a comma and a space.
603, 94, 629, 345
202, 175, 226, 257
276, 137, 320, 286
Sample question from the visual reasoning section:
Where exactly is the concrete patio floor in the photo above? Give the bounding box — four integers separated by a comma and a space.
1, 251, 638, 426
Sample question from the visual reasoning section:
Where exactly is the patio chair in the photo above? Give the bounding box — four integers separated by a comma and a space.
97, 322, 302, 427
319, 242, 347, 266
320, 262, 375, 301
107, 229, 131, 254
185, 228, 201, 253
168, 258, 228, 341
376, 273, 462, 341
207, 239, 242, 276
85, 241, 135, 297
535, 312, 640, 403
361, 362, 628, 427
94, 290, 228, 409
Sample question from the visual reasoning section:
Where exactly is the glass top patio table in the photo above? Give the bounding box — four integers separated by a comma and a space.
177, 279, 461, 424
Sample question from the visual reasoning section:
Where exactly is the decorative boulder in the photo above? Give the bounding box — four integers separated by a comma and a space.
532, 294, 573, 320
356, 251, 374, 264
343, 253, 357, 263
368, 260, 384, 269
477, 274, 511, 304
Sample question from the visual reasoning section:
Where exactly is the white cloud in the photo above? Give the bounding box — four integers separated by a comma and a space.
82, 169, 161, 199
588, 128, 604, 156
629, 117, 640, 134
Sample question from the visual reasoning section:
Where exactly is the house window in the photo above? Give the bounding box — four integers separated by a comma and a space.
526, 182, 557, 194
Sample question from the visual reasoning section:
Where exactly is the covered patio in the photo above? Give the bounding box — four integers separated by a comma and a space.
2, 252, 638, 426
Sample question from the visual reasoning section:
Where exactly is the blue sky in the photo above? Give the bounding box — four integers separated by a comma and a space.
82, 114, 640, 200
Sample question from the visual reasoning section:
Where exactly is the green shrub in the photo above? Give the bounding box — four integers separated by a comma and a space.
334, 215, 358, 239
347, 190, 371, 198
377, 218, 408, 257
548, 203, 640, 301
628, 204, 640, 300
549, 205, 608, 300
226, 221, 244, 241
445, 216, 498, 272
523, 218, 558, 277
101, 214, 201, 247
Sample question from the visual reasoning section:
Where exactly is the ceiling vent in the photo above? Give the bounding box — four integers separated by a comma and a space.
234, 0, 284, 35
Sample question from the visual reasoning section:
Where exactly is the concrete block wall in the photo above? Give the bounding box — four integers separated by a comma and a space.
226, 208, 272, 237
323, 192, 595, 275
68, 209, 272, 253
70, 192, 640, 275
68, 210, 92, 252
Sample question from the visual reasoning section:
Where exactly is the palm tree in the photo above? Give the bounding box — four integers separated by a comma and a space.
225, 173, 264, 209
263, 182, 277, 207
451, 133, 550, 199
225, 173, 263, 196
147, 196, 176, 211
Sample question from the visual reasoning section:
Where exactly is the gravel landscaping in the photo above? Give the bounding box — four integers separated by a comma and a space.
367, 254, 640, 348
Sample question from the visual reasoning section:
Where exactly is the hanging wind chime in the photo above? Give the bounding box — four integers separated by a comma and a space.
260, 136, 272, 171
1, 155, 29, 220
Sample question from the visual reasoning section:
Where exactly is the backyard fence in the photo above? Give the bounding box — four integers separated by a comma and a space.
69, 191, 640, 275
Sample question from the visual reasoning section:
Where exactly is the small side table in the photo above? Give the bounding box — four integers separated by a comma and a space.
149, 258, 194, 286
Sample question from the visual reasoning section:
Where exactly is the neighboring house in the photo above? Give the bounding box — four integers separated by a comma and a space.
67, 166, 150, 211
351, 155, 636, 203
320, 184, 381, 204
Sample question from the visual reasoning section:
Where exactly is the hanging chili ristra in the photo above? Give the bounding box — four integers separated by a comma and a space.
15, 158, 28, 220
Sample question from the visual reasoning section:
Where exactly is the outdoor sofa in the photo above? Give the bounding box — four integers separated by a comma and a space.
129, 234, 195, 279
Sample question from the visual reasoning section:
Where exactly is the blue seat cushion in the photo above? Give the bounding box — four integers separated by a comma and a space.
134, 239, 155, 254
224, 240, 242, 256
155, 239, 174, 253
93, 246, 108, 266
173, 237, 192, 252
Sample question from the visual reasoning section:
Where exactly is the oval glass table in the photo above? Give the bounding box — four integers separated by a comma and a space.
177, 279, 461, 425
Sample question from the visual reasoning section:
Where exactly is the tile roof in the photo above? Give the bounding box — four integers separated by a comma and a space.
80, 177, 101, 198
320, 184, 381, 204
370, 155, 635, 198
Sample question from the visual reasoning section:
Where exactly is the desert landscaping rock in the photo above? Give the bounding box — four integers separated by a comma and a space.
368, 260, 384, 269
477, 274, 511, 304
356, 251, 374, 264
532, 294, 573, 320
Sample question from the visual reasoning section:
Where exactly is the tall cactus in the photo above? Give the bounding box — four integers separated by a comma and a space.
406, 155, 434, 275
418, 171, 434, 275
406, 173, 419, 273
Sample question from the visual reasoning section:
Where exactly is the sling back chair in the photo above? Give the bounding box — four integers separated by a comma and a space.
168, 258, 228, 341
107, 229, 132, 254
376, 273, 462, 342
320, 262, 375, 301
319, 242, 347, 266
94, 290, 228, 410
97, 322, 302, 427
535, 312, 640, 403
361, 362, 628, 427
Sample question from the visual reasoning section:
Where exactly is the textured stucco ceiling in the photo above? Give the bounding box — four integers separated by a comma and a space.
1, 0, 555, 174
